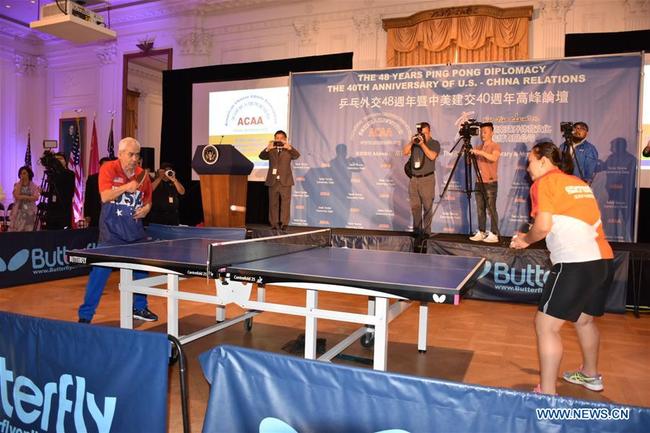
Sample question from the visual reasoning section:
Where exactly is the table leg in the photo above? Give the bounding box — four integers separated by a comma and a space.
418, 301, 428, 353
120, 269, 134, 330
304, 289, 318, 360
373, 297, 389, 371
167, 274, 179, 338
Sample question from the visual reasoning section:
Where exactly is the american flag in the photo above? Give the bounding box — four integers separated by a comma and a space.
88, 117, 99, 175
24, 131, 32, 168
68, 119, 84, 225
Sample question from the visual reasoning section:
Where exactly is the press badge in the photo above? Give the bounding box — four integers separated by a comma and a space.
272, 168, 277, 175
168, 196, 174, 204
414, 161, 421, 169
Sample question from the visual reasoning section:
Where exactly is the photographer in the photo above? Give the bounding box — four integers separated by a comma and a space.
148, 162, 185, 225
469, 122, 501, 243
403, 122, 440, 237
259, 130, 300, 231
560, 121, 599, 184
44, 152, 75, 230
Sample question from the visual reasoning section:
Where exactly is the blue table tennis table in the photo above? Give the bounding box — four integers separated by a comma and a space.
68, 229, 484, 370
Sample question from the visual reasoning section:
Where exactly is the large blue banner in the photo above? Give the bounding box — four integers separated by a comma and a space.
0, 229, 98, 289
0, 311, 169, 433
289, 55, 641, 241
201, 345, 650, 433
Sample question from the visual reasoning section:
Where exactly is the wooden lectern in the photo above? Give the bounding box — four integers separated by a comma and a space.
192, 144, 253, 227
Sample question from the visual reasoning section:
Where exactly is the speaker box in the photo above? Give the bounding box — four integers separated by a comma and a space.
140, 147, 155, 171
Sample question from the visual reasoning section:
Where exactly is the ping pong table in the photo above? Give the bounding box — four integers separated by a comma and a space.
67, 229, 484, 370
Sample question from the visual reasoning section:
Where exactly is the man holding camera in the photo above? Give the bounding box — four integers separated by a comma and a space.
148, 162, 186, 225
259, 130, 300, 231
469, 122, 501, 243
403, 122, 440, 237
560, 121, 599, 184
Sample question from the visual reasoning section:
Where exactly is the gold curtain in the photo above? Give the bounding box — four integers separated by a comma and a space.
384, 6, 532, 66
124, 89, 140, 139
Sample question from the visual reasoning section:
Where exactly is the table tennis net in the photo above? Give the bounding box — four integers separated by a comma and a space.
208, 228, 331, 273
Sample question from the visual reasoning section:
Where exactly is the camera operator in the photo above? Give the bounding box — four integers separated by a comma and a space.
44, 152, 75, 230
560, 121, 598, 184
148, 162, 185, 225
403, 121, 440, 237
259, 130, 300, 231
469, 122, 501, 243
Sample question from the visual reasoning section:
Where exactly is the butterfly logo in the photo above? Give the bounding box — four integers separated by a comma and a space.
259, 417, 409, 433
0, 249, 30, 272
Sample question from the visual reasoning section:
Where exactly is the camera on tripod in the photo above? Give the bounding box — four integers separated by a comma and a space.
560, 121, 575, 139
459, 119, 481, 139
39, 150, 63, 174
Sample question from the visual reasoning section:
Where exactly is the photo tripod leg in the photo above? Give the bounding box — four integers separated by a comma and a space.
564, 139, 584, 180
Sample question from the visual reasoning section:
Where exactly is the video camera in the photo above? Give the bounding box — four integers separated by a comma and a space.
459, 119, 481, 139
39, 150, 63, 174
560, 121, 575, 140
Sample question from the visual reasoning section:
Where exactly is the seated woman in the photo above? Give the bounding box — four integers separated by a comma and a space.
9, 166, 41, 232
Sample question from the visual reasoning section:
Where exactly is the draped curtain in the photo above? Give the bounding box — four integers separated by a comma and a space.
384, 6, 532, 66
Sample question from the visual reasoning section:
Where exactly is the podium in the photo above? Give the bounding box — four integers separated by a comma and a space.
192, 144, 253, 227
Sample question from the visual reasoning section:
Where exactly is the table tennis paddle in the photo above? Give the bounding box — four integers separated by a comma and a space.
135, 169, 149, 188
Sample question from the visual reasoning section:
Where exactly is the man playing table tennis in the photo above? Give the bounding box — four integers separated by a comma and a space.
78, 137, 159, 323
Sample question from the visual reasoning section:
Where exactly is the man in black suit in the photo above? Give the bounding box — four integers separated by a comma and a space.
259, 130, 300, 231
44, 152, 75, 230
83, 157, 112, 227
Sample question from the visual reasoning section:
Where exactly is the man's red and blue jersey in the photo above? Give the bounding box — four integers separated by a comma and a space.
97, 160, 152, 244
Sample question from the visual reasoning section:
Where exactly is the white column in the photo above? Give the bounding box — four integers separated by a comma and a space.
534, 1, 574, 59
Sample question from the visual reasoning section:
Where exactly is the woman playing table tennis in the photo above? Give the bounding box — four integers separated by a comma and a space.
510, 141, 613, 395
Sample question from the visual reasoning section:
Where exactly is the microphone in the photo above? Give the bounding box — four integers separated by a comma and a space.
230, 205, 246, 212
218, 135, 224, 145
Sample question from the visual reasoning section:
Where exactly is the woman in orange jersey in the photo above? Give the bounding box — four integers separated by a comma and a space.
510, 141, 613, 395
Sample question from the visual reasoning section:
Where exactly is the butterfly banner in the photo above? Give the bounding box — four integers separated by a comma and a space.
0, 228, 98, 288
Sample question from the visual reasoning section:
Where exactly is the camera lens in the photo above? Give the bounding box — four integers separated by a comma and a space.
165, 169, 175, 178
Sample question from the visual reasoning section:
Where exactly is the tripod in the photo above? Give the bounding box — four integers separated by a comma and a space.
429, 134, 500, 240
561, 132, 584, 180
34, 170, 59, 231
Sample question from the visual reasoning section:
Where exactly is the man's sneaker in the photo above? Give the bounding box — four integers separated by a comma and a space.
562, 369, 604, 391
133, 308, 159, 322
483, 231, 499, 243
469, 230, 486, 241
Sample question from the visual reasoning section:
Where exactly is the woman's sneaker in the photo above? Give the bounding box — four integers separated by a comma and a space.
469, 231, 486, 241
562, 369, 604, 391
